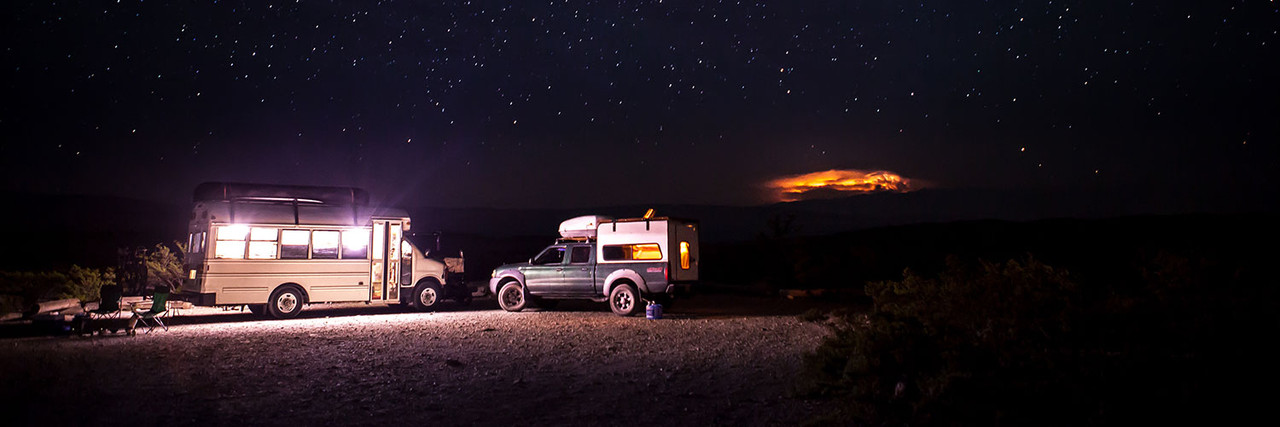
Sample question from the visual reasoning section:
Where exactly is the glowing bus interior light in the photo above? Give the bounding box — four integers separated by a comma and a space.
312, 230, 340, 259
343, 229, 370, 259
281, 229, 310, 245
218, 225, 249, 241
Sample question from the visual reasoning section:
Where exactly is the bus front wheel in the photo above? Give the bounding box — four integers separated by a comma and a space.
412, 281, 442, 312
267, 286, 305, 319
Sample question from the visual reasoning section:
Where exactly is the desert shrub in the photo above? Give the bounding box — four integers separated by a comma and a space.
65, 265, 116, 302
801, 256, 1080, 425
0, 266, 115, 313
801, 251, 1278, 425
140, 242, 185, 292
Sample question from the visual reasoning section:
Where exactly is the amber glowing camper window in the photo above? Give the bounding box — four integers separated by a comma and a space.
602, 244, 662, 261
680, 241, 690, 269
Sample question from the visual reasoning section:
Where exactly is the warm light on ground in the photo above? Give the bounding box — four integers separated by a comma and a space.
768, 169, 914, 202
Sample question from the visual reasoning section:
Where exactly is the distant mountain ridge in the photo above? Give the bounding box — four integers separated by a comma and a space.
0, 188, 1271, 272
3, 186, 1274, 244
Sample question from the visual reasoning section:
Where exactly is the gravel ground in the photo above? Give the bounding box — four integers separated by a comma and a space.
1, 295, 841, 426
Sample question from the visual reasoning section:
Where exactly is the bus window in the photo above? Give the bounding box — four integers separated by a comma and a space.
342, 229, 369, 259
188, 232, 205, 254
312, 230, 340, 259
248, 228, 279, 259
214, 225, 248, 259
280, 229, 310, 259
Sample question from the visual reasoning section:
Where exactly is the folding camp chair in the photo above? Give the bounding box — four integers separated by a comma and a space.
130, 290, 169, 334
88, 285, 124, 319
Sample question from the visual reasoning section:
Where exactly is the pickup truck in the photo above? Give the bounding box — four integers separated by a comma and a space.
489, 215, 699, 316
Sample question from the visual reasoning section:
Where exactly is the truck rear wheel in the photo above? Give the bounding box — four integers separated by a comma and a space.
497, 281, 527, 312
608, 284, 641, 316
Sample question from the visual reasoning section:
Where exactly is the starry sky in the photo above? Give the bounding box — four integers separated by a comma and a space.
3, 1, 1277, 210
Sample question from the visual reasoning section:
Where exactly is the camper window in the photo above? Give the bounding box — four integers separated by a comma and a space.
602, 244, 662, 261
680, 241, 691, 269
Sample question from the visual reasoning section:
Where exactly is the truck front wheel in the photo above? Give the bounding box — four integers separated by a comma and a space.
497, 281, 527, 312
608, 284, 641, 316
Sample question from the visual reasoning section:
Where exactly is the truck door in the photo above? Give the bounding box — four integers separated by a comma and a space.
563, 244, 595, 296
524, 246, 565, 295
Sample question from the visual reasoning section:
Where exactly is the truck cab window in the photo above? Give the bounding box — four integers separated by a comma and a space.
569, 246, 592, 264
533, 247, 566, 265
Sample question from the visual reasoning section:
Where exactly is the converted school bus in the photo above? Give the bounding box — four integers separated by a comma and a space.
178, 182, 464, 318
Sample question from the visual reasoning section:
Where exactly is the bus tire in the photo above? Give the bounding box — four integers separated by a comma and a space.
497, 281, 527, 312
267, 285, 305, 319
608, 284, 641, 316
412, 280, 442, 312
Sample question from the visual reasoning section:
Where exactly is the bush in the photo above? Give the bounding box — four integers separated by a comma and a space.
801, 256, 1080, 424
799, 252, 1277, 425
0, 266, 115, 314
140, 242, 184, 292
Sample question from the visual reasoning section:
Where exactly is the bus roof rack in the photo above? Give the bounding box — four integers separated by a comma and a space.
193, 182, 369, 206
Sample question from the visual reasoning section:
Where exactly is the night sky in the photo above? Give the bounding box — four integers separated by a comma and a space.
3, 1, 1277, 210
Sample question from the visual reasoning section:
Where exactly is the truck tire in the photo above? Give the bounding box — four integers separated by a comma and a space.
497, 281, 527, 312
608, 284, 641, 316
412, 280, 442, 312
267, 285, 305, 319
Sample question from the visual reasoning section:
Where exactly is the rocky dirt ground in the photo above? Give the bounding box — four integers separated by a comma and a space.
0, 294, 848, 426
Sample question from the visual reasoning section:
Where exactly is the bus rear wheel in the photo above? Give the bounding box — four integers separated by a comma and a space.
267, 286, 305, 319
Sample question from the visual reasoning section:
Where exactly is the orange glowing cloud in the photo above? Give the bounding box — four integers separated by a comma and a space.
768, 169, 915, 202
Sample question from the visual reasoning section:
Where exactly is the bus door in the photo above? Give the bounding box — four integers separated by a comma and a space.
370, 220, 403, 302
